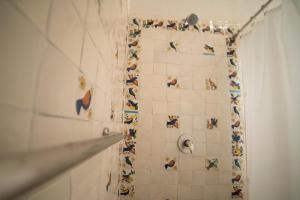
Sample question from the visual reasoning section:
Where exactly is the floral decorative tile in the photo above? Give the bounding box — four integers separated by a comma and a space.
232, 144, 243, 156
205, 158, 219, 170
166, 115, 179, 128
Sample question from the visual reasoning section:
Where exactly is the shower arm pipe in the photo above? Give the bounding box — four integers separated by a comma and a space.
0, 128, 123, 200
231, 0, 274, 41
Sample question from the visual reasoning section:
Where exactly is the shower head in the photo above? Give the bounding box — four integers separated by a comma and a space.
184, 13, 199, 26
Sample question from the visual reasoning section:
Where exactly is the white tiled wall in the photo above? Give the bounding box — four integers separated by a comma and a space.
0, 0, 128, 199
135, 29, 232, 200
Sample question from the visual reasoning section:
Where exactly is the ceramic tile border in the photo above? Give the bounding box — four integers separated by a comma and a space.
226, 37, 247, 200
119, 17, 246, 200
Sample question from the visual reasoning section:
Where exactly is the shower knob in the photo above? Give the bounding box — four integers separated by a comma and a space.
178, 134, 194, 154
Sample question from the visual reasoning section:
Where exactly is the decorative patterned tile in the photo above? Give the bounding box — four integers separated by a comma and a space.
205, 78, 218, 90
164, 157, 177, 170
166, 115, 179, 128
206, 118, 218, 129
167, 76, 180, 88
203, 44, 215, 55
122, 17, 246, 200
205, 158, 219, 170
168, 41, 178, 51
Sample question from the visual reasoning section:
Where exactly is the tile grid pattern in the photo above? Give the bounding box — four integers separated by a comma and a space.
120, 17, 246, 200
0, 0, 128, 199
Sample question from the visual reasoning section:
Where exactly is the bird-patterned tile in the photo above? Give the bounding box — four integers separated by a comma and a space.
166, 115, 179, 128
75, 75, 93, 119
168, 41, 178, 51
232, 185, 244, 199
207, 118, 218, 129
205, 78, 218, 90
124, 111, 138, 126
203, 44, 215, 55
167, 76, 180, 88
164, 157, 177, 171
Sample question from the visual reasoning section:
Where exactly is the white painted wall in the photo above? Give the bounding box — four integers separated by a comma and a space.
129, 0, 282, 24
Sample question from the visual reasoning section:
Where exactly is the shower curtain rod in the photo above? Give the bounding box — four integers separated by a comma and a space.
231, 0, 274, 41
0, 128, 122, 200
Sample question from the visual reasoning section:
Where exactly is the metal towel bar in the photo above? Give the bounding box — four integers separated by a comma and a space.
0, 128, 122, 200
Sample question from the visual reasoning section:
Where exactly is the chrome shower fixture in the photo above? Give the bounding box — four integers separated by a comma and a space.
184, 13, 199, 26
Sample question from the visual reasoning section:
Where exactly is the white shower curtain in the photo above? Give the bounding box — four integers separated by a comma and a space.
239, 0, 300, 200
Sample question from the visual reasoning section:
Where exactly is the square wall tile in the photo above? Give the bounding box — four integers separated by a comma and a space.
179, 156, 193, 171
192, 171, 205, 186
192, 157, 205, 171
70, 157, 100, 200
152, 88, 166, 101
178, 185, 191, 200
36, 45, 78, 118
80, 33, 98, 83
71, 0, 88, 21
153, 62, 166, 75
166, 89, 180, 102
28, 174, 70, 200
0, 1, 47, 109
48, 0, 84, 66
204, 186, 218, 200
135, 169, 151, 185
150, 170, 167, 185
0, 105, 31, 154
166, 64, 180, 76
13, 0, 52, 33
30, 115, 73, 150
191, 185, 204, 200
205, 171, 219, 185
179, 171, 193, 185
